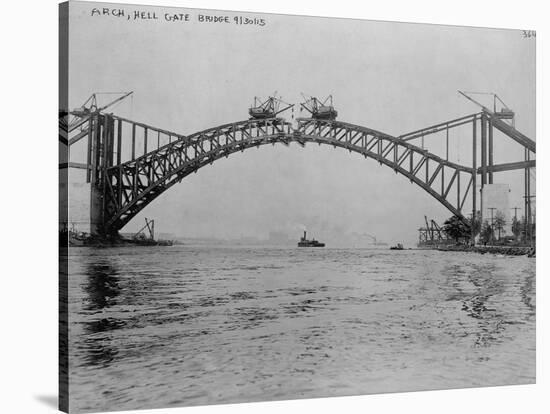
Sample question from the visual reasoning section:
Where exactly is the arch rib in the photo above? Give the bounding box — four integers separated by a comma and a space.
102, 116, 473, 233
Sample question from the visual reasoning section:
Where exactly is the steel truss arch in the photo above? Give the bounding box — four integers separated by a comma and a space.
102, 116, 475, 233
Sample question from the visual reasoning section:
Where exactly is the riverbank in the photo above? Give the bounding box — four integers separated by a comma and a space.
436, 244, 535, 257
60, 230, 175, 247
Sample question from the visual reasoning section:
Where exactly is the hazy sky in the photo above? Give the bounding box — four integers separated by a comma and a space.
66, 1, 535, 244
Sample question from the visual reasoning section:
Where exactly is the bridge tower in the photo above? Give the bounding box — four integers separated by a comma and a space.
89, 113, 110, 235
60, 92, 132, 236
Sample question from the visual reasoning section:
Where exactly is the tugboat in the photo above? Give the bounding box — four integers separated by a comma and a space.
390, 243, 404, 250
297, 231, 325, 247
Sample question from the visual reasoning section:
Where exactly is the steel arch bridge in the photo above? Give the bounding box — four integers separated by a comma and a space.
60, 105, 536, 237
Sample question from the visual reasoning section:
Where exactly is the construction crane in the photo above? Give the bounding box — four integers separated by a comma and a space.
458, 90, 535, 152
133, 217, 155, 241
59, 91, 134, 147
458, 91, 515, 125
300, 94, 338, 120
61, 91, 134, 136
430, 219, 446, 239
418, 216, 449, 246
130, 218, 174, 246
424, 216, 433, 242
71, 91, 133, 118
248, 93, 294, 119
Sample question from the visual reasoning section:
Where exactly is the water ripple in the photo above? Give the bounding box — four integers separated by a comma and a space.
67, 246, 535, 412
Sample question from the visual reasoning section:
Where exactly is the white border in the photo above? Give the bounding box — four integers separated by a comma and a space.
0, 1, 546, 413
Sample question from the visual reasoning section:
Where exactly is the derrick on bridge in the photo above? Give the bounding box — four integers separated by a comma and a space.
59, 93, 536, 241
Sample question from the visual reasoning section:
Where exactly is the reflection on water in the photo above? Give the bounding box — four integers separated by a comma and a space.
83, 262, 121, 311
81, 261, 123, 367
521, 273, 536, 316
67, 246, 536, 413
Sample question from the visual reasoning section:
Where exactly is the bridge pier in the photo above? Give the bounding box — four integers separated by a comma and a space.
488, 118, 494, 184
90, 184, 105, 235
88, 113, 112, 236
479, 114, 487, 232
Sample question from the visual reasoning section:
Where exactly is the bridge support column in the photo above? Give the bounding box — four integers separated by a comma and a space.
488, 118, 494, 184
524, 148, 533, 247
88, 113, 110, 236
479, 115, 487, 230
481, 115, 487, 186
90, 184, 104, 235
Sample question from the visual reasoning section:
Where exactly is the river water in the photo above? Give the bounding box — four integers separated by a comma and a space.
64, 246, 536, 413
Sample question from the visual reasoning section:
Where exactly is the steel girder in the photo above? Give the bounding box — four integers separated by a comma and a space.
294, 118, 474, 220
102, 116, 475, 233
103, 117, 294, 232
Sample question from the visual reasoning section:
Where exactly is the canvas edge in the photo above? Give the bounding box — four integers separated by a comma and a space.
59, 1, 70, 413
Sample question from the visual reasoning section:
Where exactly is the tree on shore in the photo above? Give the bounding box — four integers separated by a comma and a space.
442, 215, 471, 243
511, 215, 522, 240
494, 211, 506, 240
469, 211, 481, 238
479, 220, 494, 245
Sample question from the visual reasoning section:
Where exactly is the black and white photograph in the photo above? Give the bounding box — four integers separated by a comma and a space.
56, 0, 540, 413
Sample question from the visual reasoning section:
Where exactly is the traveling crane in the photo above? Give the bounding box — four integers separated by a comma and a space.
133, 217, 155, 241
71, 91, 133, 117
458, 90, 515, 125
300, 94, 338, 120
418, 216, 448, 244
248, 92, 294, 119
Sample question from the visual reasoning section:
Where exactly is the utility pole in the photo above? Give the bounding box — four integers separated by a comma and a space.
511, 207, 521, 241
523, 195, 536, 247
488, 207, 497, 245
